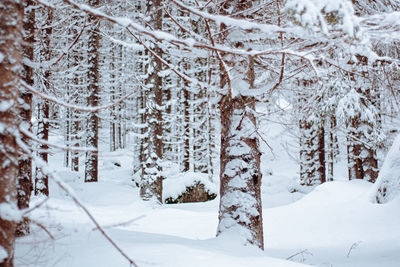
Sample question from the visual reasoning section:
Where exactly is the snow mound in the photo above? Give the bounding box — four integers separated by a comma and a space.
372, 133, 400, 203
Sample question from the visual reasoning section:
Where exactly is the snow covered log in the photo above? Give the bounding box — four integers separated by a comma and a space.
163, 172, 217, 204
373, 133, 400, 203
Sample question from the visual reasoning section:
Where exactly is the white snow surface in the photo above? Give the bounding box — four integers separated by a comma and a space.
14, 134, 400, 267
0, 247, 7, 263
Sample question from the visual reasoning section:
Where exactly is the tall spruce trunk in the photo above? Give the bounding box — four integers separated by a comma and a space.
16, 0, 35, 236
0, 1, 23, 265
218, 96, 264, 249
35, 10, 53, 196
140, 0, 164, 203
346, 55, 379, 183
216, 1, 263, 249
85, 0, 100, 182
298, 79, 326, 186
71, 46, 81, 172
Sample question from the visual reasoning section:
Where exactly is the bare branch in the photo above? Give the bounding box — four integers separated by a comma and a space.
30, 219, 55, 240
21, 80, 137, 112
20, 127, 97, 152
53, 16, 88, 65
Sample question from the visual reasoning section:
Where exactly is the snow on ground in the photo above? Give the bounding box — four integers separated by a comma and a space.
14, 133, 400, 267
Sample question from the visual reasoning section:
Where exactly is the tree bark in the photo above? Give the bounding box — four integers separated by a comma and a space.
85, 0, 100, 182
16, 0, 35, 236
35, 10, 53, 196
0, 1, 23, 265
216, 0, 263, 249
140, 0, 164, 203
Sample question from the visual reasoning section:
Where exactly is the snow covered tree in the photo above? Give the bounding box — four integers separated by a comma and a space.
85, 0, 101, 182
216, 1, 264, 249
298, 78, 326, 186
0, 0, 23, 265
140, 0, 164, 203
35, 9, 53, 196
338, 56, 381, 183
16, 0, 35, 236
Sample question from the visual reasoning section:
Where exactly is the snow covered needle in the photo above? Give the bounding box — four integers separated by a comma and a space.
285, 0, 359, 37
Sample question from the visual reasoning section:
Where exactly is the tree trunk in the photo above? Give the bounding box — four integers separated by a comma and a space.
298, 79, 326, 186
0, 1, 23, 265
216, 1, 263, 249
16, 0, 35, 236
326, 113, 338, 181
218, 95, 264, 249
140, 0, 164, 203
35, 10, 53, 196
85, 0, 100, 182
346, 55, 379, 183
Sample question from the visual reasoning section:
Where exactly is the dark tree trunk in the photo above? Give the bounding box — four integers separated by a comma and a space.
35, 10, 53, 196
326, 113, 338, 181
0, 1, 23, 265
16, 0, 35, 236
346, 55, 379, 183
298, 80, 326, 186
347, 125, 364, 180
71, 49, 81, 172
85, 0, 100, 182
183, 87, 190, 172
140, 0, 164, 203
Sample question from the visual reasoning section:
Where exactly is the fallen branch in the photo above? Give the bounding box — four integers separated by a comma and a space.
91, 215, 146, 231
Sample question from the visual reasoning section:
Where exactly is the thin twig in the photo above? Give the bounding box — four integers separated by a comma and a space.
286, 249, 310, 260
22, 198, 49, 216
30, 219, 55, 240
91, 215, 146, 231
53, 16, 88, 65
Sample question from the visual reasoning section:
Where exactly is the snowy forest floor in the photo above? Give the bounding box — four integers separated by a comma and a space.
14, 133, 400, 267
